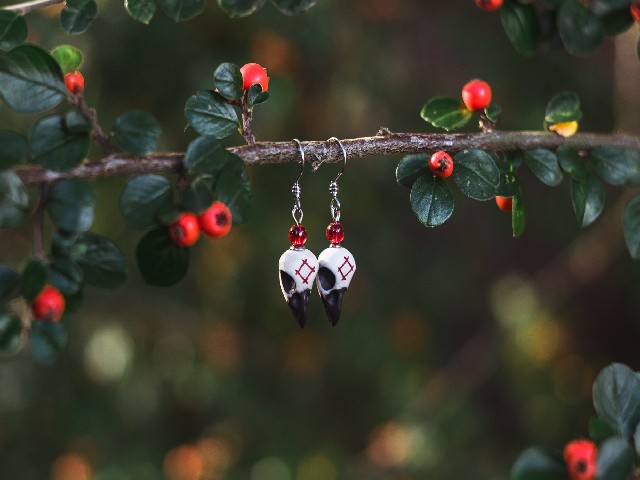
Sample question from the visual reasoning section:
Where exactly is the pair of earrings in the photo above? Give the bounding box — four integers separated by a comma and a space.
278, 138, 357, 328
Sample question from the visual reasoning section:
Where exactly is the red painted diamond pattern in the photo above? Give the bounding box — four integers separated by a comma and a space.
295, 259, 316, 284
338, 256, 354, 281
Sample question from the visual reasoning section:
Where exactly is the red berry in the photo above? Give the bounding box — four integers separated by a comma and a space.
64, 70, 84, 94
31, 285, 65, 322
169, 213, 201, 247
475, 0, 503, 11
288, 224, 307, 247
240, 63, 269, 92
563, 440, 597, 480
429, 151, 454, 178
198, 201, 233, 238
495, 196, 513, 212
326, 222, 345, 245
462, 79, 492, 111
631, 1, 640, 21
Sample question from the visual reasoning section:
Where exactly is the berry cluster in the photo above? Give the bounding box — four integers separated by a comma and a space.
168, 201, 233, 247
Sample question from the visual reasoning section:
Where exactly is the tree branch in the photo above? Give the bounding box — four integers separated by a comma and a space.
1, 0, 64, 15
14, 130, 640, 185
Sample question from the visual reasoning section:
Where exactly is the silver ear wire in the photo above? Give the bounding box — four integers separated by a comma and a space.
326, 137, 347, 222
291, 139, 305, 225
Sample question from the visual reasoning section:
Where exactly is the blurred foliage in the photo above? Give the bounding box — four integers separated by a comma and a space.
1, 1, 640, 479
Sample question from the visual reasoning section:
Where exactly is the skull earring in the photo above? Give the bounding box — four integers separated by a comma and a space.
316, 137, 356, 326
278, 139, 319, 328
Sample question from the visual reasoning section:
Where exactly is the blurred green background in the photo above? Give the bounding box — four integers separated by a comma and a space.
1, 1, 640, 479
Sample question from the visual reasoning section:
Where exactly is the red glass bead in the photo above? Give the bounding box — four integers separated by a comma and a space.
326, 222, 344, 245
288, 224, 307, 247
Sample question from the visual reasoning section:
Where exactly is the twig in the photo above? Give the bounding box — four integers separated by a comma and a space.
241, 92, 256, 145
70, 91, 114, 156
1, 0, 64, 15
32, 183, 50, 259
13, 131, 640, 185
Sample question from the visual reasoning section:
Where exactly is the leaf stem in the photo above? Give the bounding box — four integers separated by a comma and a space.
32, 183, 50, 260
70, 91, 114, 156
241, 92, 256, 145
1, 0, 63, 15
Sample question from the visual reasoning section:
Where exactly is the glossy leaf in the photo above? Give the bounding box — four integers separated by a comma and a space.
64, 110, 90, 135
184, 136, 231, 175
47, 180, 96, 233
500, 0, 539, 56
599, 9, 634, 36
73, 233, 128, 290
185, 90, 239, 138
112, 110, 162, 155
0, 130, 26, 170
545, 92, 582, 124
0, 44, 66, 114
484, 104, 502, 123
396, 154, 429, 188
214, 62, 243, 100
524, 149, 563, 187
496, 170, 520, 197
0, 264, 20, 303
183, 176, 214, 214
29, 114, 90, 171
572, 172, 605, 228
136, 227, 190, 287
60, 0, 98, 34
51, 44, 83, 74
557, 145, 587, 181
0, 313, 22, 355
49, 259, 83, 296
0, 11, 27, 51
410, 175, 454, 227
158, 0, 205, 21
0, 171, 29, 228
217, 0, 266, 18
592, 0, 635, 15
513, 187, 526, 237
21, 258, 48, 302
125, 0, 157, 24
557, 0, 604, 56
453, 149, 500, 200
589, 416, 616, 444
247, 84, 269, 107
119, 174, 173, 229
510, 446, 566, 480
623, 195, 640, 259
597, 437, 635, 480
590, 147, 640, 186
420, 96, 472, 131
592, 363, 640, 437
29, 320, 67, 364
213, 154, 252, 225
270, 0, 317, 15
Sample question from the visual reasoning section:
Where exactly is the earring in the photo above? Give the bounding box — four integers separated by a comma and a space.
316, 137, 356, 326
278, 139, 319, 328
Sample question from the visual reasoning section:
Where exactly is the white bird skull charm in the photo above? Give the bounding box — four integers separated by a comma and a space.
279, 229, 318, 328
317, 243, 356, 326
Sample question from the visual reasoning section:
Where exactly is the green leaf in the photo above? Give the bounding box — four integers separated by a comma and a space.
29, 320, 67, 364
213, 154, 252, 225
112, 110, 162, 155
0, 171, 29, 228
510, 446, 566, 480
500, 0, 540, 56
125, 0, 157, 24
29, 114, 90, 171
60, 0, 98, 34
513, 187, 526, 237
0, 313, 22, 355
623, 195, 640, 259
496, 170, 520, 197
596, 437, 635, 480
217, 0, 266, 18
0, 44, 66, 114
49, 258, 83, 296
599, 9, 634, 36
590, 416, 617, 444
73, 233, 127, 290
571, 172, 605, 228
185, 90, 239, 139
420, 96, 472, 131
247, 84, 269, 107
270, 0, 317, 15
590, 147, 640, 186
184, 136, 231, 175
51, 44, 83, 74
183, 176, 214, 214
453, 149, 500, 200
592, 363, 640, 437
64, 110, 90, 135
0, 11, 27, 51
119, 174, 173, 229
158, 0, 205, 21
592, 0, 634, 16
557, 145, 588, 181
396, 154, 429, 188
0, 264, 20, 303
545, 92, 582, 124
410, 175, 454, 227
21, 258, 48, 302
214, 62, 243, 100
136, 227, 190, 287
557, 0, 605, 56
47, 179, 96, 233
484, 103, 502, 123
634, 422, 640, 457
524, 149, 563, 187
0, 130, 27, 170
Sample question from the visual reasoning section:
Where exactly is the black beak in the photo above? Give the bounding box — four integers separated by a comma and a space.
320, 288, 346, 326
287, 289, 311, 328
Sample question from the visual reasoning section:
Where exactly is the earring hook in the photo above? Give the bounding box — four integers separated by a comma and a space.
293, 138, 305, 183
291, 139, 305, 225
327, 137, 347, 183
